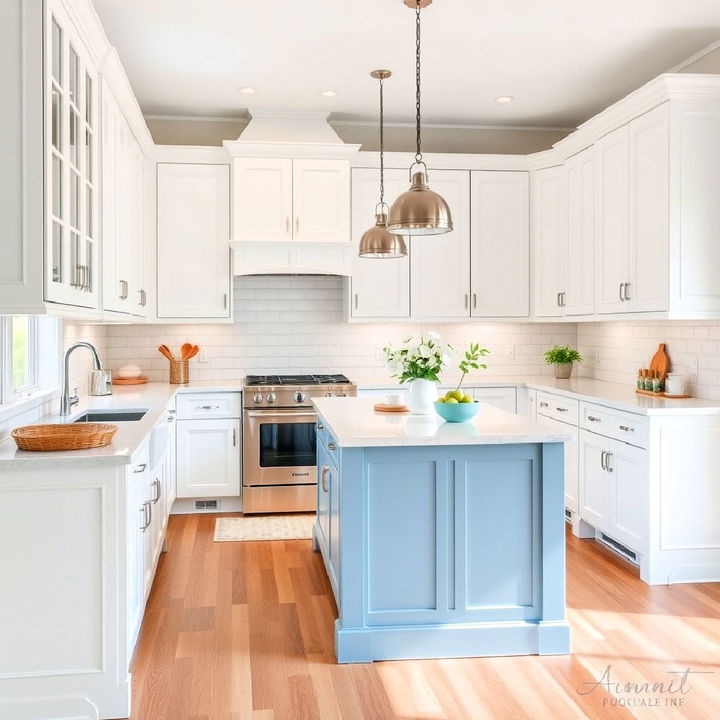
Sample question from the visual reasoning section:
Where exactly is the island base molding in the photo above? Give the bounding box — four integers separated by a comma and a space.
334, 619, 571, 664
0, 694, 103, 720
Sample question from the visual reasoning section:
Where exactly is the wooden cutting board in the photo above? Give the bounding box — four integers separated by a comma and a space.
649, 343, 669, 380
374, 403, 409, 413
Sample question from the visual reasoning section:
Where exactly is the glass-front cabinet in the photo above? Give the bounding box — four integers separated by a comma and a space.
45, 0, 99, 308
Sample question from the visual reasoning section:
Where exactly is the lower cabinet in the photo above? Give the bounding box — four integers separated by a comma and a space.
539, 412, 579, 513
579, 429, 646, 552
176, 418, 241, 497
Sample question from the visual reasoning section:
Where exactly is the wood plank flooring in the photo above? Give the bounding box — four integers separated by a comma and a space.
128, 514, 720, 720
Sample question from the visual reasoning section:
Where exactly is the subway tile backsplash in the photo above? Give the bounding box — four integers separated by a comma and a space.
104, 276, 575, 383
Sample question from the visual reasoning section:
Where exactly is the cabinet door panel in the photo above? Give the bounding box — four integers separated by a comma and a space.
596, 125, 630, 314
233, 158, 292, 242
608, 439, 646, 552
629, 104, 669, 312
350, 168, 409, 317
564, 148, 595, 316
157, 163, 230, 318
410, 170, 470, 318
539, 414, 579, 513
472, 387, 517, 413
471, 171, 529, 317
176, 419, 240, 497
532, 166, 564, 317
328, 459, 341, 588
293, 159, 350, 243
579, 430, 610, 531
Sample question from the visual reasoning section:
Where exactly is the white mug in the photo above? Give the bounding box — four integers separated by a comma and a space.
385, 393, 403, 407
665, 373, 685, 396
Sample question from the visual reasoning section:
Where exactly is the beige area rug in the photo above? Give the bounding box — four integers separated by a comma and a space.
213, 514, 315, 542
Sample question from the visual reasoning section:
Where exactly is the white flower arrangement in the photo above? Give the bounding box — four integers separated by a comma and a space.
382, 332, 455, 383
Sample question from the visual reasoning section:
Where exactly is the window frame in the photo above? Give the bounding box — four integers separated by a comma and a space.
1, 316, 42, 405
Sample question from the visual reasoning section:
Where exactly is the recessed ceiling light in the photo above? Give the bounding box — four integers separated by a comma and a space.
320, 90, 337, 97
495, 95, 514, 104
239, 87, 256, 95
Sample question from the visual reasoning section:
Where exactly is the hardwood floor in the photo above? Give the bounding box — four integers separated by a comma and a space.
128, 514, 720, 720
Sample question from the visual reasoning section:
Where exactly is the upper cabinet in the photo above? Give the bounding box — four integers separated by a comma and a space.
156, 163, 231, 319
411, 170, 471, 319
231, 157, 350, 243
349, 168, 410, 319
44, 0, 100, 309
471, 171, 529, 318
532, 166, 565, 317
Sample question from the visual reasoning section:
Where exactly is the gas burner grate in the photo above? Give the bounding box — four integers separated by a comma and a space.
244, 374, 351, 386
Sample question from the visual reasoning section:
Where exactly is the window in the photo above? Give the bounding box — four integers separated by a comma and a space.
1, 316, 40, 404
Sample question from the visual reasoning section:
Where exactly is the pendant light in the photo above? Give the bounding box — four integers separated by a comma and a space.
387, 0, 453, 236
359, 71, 408, 258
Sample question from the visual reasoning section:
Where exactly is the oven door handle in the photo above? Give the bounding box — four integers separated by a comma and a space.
245, 411, 318, 419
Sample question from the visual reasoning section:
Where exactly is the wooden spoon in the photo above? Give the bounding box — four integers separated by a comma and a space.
186, 345, 200, 360
180, 343, 194, 360
158, 344, 175, 361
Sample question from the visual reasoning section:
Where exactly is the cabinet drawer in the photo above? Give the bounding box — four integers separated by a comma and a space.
536, 391, 579, 424
319, 430, 340, 469
176, 392, 241, 419
580, 403, 647, 448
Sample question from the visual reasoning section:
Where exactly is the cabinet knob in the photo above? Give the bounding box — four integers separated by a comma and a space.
327, 442, 337, 451
619, 425, 634, 432
556, 407, 568, 412
587, 415, 601, 422
539, 401, 549, 408
317, 423, 324, 431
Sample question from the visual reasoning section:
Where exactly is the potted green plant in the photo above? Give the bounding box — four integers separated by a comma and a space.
544, 344, 582, 379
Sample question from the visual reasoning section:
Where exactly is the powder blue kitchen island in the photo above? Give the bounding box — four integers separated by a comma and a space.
311, 396, 572, 663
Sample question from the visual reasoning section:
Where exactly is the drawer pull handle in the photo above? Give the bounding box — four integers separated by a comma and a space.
327, 442, 337, 451
321, 466, 330, 492
539, 402, 549, 408
199, 405, 220, 410
587, 415, 601, 422
619, 425, 634, 432
605, 451, 614, 472
600, 450, 607, 471
556, 407, 568, 412
152, 478, 161, 504
134, 463, 147, 473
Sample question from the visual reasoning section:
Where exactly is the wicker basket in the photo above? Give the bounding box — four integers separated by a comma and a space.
169, 359, 189, 384
11, 423, 118, 452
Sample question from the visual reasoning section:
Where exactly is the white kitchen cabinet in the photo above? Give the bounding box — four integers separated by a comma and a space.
539, 412, 579, 514
564, 147, 595, 315
293, 159, 350, 242
231, 157, 350, 244
157, 163, 230, 318
579, 428, 646, 552
470, 171, 529, 317
102, 81, 148, 316
349, 168, 410, 318
411, 170, 471, 319
232, 158, 293, 242
532, 166, 564, 317
595, 125, 630, 314
176, 418, 241, 498
44, 0, 100, 309
579, 429, 611, 532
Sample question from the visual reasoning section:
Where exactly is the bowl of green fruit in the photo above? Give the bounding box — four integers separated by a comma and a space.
435, 390, 479, 423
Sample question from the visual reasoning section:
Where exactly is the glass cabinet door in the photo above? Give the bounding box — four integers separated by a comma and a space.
45, 0, 99, 308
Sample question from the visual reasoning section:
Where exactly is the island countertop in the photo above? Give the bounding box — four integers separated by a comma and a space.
312, 396, 572, 448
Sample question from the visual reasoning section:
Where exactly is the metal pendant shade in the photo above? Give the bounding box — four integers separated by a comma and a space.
359, 70, 408, 258
387, 0, 453, 236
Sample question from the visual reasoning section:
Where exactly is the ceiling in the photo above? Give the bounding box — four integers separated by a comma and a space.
91, 0, 720, 129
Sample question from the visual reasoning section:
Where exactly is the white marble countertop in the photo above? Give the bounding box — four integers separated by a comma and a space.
312, 397, 572, 448
0, 382, 243, 469
353, 375, 720, 416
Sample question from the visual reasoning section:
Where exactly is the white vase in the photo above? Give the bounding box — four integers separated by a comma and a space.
407, 378, 438, 415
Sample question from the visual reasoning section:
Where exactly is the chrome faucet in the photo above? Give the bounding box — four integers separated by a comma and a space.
60, 342, 103, 416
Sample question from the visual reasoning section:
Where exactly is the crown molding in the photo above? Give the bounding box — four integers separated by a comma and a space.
332, 119, 575, 133
352, 151, 530, 171
224, 140, 361, 159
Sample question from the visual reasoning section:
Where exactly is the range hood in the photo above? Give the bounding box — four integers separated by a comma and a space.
225, 111, 360, 277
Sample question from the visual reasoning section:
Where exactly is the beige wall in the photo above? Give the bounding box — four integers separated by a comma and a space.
680, 47, 720, 74
145, 116, 569, 154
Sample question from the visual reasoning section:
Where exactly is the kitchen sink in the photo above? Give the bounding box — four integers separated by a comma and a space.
73, 409, 149, 423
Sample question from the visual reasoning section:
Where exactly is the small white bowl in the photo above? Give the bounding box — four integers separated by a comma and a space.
117, 364, 142, 379
385, 393, 403, 407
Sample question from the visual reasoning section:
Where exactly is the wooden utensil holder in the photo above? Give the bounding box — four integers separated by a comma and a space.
169, 359, 189, 384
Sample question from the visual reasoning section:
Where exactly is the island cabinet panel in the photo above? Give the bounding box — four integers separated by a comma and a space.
367, 460, 439, 614
463, 456, 538, 615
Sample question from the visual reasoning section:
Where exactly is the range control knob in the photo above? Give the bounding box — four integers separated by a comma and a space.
293, 391, 306, 403
266, 392, 277, 404
325, 391, 334, 397
338, 391, 347, 397
253, 393, 263, 404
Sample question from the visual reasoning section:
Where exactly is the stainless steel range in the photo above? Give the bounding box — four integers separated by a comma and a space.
242, 374, 356, 514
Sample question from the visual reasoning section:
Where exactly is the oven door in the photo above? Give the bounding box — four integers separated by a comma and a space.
243, 409, 318, 487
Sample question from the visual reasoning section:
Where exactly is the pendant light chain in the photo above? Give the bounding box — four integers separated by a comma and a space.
415, 0, 422, 164
379, 73, 385, 206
